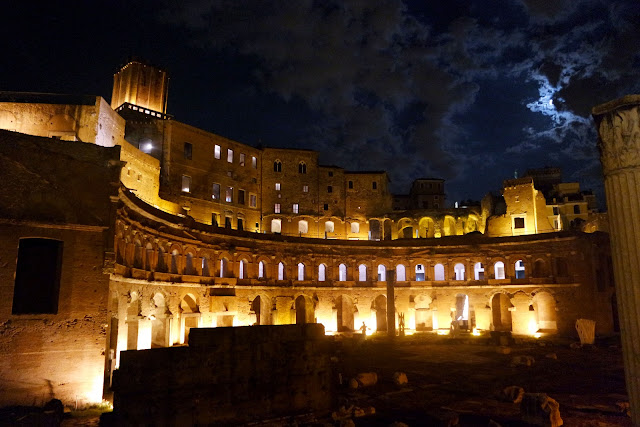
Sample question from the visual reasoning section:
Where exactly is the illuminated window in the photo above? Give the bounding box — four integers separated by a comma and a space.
12, 238, 63, 314
515, 260, 525, 279
274, 160, 282, 172
184, 142, 192, 160
358, 264, 366, 281
225, 187, 233, 202
298, 161, 307, 174
278, 262, 285, 280
396, 264, 406, 281
181, 175, 191, 193
275, 182, 281, 191
325, 221, 334, 233
494, 261, 505, 279
252, 156, 257, 168
372, 181, 377, 190
227, 149, 233, 163
415, 264, 425, 281
292, 203, 299, 213
271, 219, 281, 233
212, 183, 220, 200
318, 264, 326, 281
238, 189, 245, 205
474, 262, 485, 280
434, 263, 445, 281
258, 261, 265, 279
339, 264, 347, 281
239, 153, 245, 166
351, 222, 359, 233
454, 263, 465, 280
378, 264, 386, 281
298, 220, 308, 234
327, 186, 332, 193
303, 185, 309, 193
297, 263, 305, 281
214, 144, 221, 159
274, 203, 280, 213
249, 194, 257, 208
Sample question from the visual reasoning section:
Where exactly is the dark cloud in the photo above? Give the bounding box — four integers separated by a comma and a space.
162, 0, 639, 204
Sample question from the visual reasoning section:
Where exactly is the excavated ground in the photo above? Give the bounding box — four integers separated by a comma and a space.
331, 332, 631, 426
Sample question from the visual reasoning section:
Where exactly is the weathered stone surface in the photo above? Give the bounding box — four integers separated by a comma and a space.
353, 372, 378, 387
521, 393, 563, 426
393, 371, 408, 385
510, 355, 535, 367
499, 386, 525, 404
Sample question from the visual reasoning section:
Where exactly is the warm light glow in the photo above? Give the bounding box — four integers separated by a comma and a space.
528, 315, 539, 335
534, 332, 541, 338
437, 329, 450, 335
472, 328, 481, 336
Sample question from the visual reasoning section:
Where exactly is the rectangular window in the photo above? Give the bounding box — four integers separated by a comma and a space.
249, 194, 257, 208
327, 186, 332, 193
275, 183, 281, 191
184, 142, 192, 160
237, 218, 243, 231
303, 185, 309, 193
181, 175, 191, 193
225, 187, 233, 203
348, 181, 353, 189
227, 148, 233, 163
323, 203, 328, 211
212, 213, 219, 227
238, 189, 245, 205
252, 156, 257, 168
275, 203, 281, 213
239, 153, 245, 166
514, 217, 525, 229
12, 238, 63, 314
328, 171, 333, 177
225, 217, 232, 228
293, 203, 299, 213
351, 222, 359, 233
574, 205, 580, 214
214, 144, 221, 159
553, 206, 559, 215
372, 181, 377, 190
212, 183, 220, 200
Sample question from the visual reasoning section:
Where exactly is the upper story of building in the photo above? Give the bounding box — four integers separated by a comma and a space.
0, 61, 604, 241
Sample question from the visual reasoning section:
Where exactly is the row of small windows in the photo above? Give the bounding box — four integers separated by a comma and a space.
270, 219, 360, 234
185, 142, 257, 168
181, 176, 257, 207
275, 182, 310, 193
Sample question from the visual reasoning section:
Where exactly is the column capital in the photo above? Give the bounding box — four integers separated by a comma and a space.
593, 95, 640, 174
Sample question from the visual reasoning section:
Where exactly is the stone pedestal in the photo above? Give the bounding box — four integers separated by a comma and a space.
593, 95, 640, 425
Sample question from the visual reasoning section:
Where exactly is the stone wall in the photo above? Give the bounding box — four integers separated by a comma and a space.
111, 324, 332, 425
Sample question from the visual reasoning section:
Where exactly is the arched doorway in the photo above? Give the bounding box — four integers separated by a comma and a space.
151, 293, 169, 348
454, 294, 470, 330
373, 295, 387, 332
251, 295, 271, 325
532, 292, 557, 332
295, 295, 315, 324
336, 295, 355, 332
491, 293, 512, 332
180, 294, 199, 344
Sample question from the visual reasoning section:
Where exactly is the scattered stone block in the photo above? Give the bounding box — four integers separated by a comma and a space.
499, 386, 525, 403
353, 406, 375, 417
569, 342, 582, 349
353, 372, 378, 387
521, 393, 563, 426
510, 355, 535, 367
575, 319, 596, 345
332, 405, 354, 421
616, 401, 631, 417
545, 353, 557, 360
496, 346, 511, 354
393, 371, 408, 385
348, 378, 360, 389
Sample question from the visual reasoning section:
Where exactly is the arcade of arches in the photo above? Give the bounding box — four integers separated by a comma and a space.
108, 191, 616, 372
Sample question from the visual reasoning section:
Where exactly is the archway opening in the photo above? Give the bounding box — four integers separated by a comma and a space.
494, 261, 505, 279
454, 294, 469, 330
415, 294, 432, 331
491, 293, 512, 332
336, 295, 355, 332
415, 264, 425, 281
295, 295, 315, 324
396, 264, 406, 281
515, 260, 525, 279
434, 263, 445, 281
374, 295, 387, 332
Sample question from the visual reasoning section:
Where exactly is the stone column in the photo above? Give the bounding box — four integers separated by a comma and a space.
386, 270, 396, 337
593, 95, 640, 425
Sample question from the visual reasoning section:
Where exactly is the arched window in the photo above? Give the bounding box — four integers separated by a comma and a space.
278, 262, 285, 280
274, 160, 282, 172
358, 264, 367, 282
201, 257, 210, 276
377, 264, 386, 281
494, 261, 505, 280
185, 252, 195, 275
298, 161, 307, 174
515, 260, 525, 279
271, 219, 282, 234
434, 263, 445, 281
474, 262, 485, 280
297, 263, 305, 281
258, 261, 265, 279
339, 264, 347, 281
415, 264, 425, 281
454, 263, 465, 280
239, 259, 248, 279
396, 264, 406, 281
318, 264, 326, 282
220, 258, 228, 278
298, 220, 308, 234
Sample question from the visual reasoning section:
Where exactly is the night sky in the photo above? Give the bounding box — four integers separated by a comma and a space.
2, 0, 639, 206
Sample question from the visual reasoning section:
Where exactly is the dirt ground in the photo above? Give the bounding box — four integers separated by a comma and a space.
331, 332, 631, 426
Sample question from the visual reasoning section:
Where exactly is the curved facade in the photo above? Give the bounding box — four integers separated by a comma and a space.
106, 189, 616, 378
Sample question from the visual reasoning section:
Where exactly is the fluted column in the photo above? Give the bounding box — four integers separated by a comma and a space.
593, 95, 640, 424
